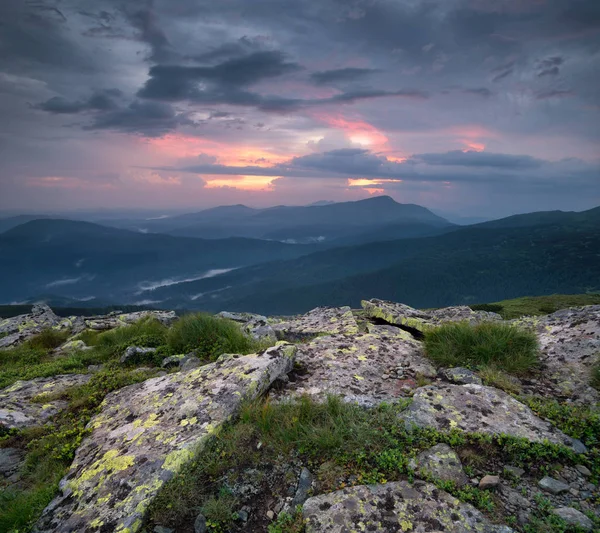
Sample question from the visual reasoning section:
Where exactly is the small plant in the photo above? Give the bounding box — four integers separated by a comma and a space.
201, 489, 238, 529
479, 365, 522, 394
268, 507, 305, 533
591, 358, 600, 391
96, 317, 168, 356
167, 313, 255, 360
423, 321, 539, 375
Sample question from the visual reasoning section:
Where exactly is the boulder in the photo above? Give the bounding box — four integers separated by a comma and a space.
0, 304, 61, 349
274, 328, 435, 406
402, 384, 584, 452
0, 374, 91, 430
56, 340, 90, 353
85, 310, 177, 331
0, 447, 25, 478
35, 343, 296, 533
479, 475, 500, 490
538, 476, 570, 494
272, 306, 359, 341
552, 507, 593, 531
409, 443, 469, 487
361, 299, 501, 333
302, 480, 512, 532
440, 367, 483, 385
514, 306, 600, 402
120, 346, 157, 364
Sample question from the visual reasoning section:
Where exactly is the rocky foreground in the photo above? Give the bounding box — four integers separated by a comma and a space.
0, 301, 599, 533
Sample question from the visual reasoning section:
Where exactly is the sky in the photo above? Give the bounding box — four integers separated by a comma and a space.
0, 0, 599, 218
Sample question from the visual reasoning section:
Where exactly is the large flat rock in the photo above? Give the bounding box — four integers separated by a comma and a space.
278, 328, 435, 406
514, 306, 600, 402
0, 304, 61, 349
272, 306, 359, 341
302, 480, 512, 532
403, 384, 585, 452
0, 374, 91, 430
35, 343, 296, 533
362, 299, 501, 333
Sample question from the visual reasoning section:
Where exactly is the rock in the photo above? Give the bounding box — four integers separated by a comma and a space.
503, 466, 525, 478
0, 447, 25, 478
514, 306, 600, 402
194, 513, 207, 533
217, 311, 267, 323
237, 509, 249, 522
273, 329, 435, 406
35, 343, 296, 533
161, 354, 187, 368
217, 312, 277, 343
272, 306, 359, 341
479, 475, 501, 490
180, 355, 202, 371
266, 510, 275, 520
575, 464, 591, 477
85, 310, 177, 331
0, 374, 92, 430
552, 507, 593, 531
538, 476, 570, 494
361, 299, 501, 333
440, 367, 483, 385
120, 346, 157, 364
243, 317, 277, 343
403, 384, 585, 452
56, 339, 89, 353
291, 467, 314, 507
302, 480, 512, 532
409, 444, 468, 487
0, 304, 61, 349
153, 527, 174, 533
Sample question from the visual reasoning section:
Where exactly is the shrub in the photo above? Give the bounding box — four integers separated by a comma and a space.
469, 303, 504, 314
26, 329, 70, 351
95, 317, 168, 356
423, 321, 538, 375
167, 313, 254, 360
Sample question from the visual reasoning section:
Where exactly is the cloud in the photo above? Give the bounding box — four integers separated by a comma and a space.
414, 150, 542, 169
35, 89, 122, 114
536, 90, 574, 100
310, 67, 379, 85
463, 88, 492, 97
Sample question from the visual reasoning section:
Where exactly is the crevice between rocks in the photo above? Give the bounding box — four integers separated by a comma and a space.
369, 317, 425, 340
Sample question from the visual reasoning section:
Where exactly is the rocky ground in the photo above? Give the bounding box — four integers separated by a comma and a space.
0, 301, 598, 533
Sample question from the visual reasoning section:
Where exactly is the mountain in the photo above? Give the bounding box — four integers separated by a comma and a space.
100, 196, 454, 243
0, 219, 320, 303
146, 206, 600, 314
474, 206, 600, 229
0, 214, 51, 234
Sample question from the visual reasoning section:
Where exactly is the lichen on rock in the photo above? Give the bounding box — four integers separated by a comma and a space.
35, 343, 296, 533
302, 480, 512, 532
272, 306, 359, 341
0, 374, 91, 430
402, 383, 586, 452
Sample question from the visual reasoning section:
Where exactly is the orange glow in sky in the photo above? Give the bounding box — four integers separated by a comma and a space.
348, 178, 403, 187
204, 175, 279, 190
142, 134, 291, 167
318, 114, 389, 149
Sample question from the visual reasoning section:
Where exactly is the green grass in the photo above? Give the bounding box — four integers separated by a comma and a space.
166, 313, 256, 360
147, 395, 596, 531
423, 321, 539, 375
0, 331, 108, 389
471, 293, 600, 320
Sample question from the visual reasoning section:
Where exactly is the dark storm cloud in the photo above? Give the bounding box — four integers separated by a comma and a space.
35, 89, 122, 113
310, 68, 379, 85
87, 100, 195, 136
536, 90, 574, 100
415, 151, 542, 169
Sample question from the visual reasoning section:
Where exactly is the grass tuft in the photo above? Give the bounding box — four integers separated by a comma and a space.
166, 313, 256, 360
423, 321, 539, 375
